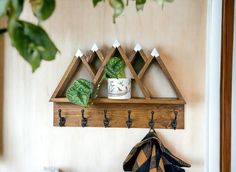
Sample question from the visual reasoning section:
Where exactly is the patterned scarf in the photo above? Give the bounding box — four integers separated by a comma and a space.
123, 131, 191, 172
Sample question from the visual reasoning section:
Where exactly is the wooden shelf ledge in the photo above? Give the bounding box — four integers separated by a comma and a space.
50, 97, 186, 105
49, 45, 186, 129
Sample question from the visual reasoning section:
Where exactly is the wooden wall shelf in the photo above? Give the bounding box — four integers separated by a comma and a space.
50, 97, 185, 105
50, 41, 186, 129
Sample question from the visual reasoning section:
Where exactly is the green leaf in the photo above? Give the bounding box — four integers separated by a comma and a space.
0, 0, 9, 17
30, 0, 55, 21
93, 0, 103, 7
109, 0, 124, 23
136, 0, 146, 11
8, 19, 58, 72
105, 56, 126, 78
11, 0, 24, 17
66, 79, 94, 107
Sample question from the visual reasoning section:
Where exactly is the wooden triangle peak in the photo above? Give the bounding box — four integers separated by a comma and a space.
50, 44, 185, 104
50, 44, 186, 129
126, 47, 184, 102
138, 48, 185, 102
50, 46, 105, 101
93, 45, 151, 99
156, 57, 184, 101
50, 56, 80, 101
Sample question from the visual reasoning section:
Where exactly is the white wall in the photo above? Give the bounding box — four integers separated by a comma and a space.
0, 0, 207, 172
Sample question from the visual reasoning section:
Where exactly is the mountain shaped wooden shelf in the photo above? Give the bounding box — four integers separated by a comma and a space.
50, 41, 186, 129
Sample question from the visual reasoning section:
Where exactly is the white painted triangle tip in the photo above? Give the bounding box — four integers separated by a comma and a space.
134, 43, 142, 52
75, 48, 83, 58
91, 44, 99, 52
151, 48, 160, 58
113, 40, 120, 48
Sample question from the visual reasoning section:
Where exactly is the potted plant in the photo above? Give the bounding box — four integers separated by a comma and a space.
105, 56, 131, 99
66, 56, 131, 107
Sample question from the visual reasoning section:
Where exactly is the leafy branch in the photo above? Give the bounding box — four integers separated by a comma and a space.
0, 0, 174, 72
0, 0, 58, 72
93, 0, 174, 23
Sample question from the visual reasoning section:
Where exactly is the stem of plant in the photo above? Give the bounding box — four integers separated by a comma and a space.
90, 73, 107, 103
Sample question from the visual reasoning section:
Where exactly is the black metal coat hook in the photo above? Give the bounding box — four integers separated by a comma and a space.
171, 110, 178, 130
149, 111, 155, 129
58, 109, 66, 127
126, 110, 132, 129
81, 109, 87, 127
103, 110, 109, 128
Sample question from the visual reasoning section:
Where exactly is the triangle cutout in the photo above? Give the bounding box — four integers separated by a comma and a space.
92, 46, 151, 99
50, 43, 185, 104
135, 48, 184, 100
141, 59, 177, 98
50, 48, 105, 100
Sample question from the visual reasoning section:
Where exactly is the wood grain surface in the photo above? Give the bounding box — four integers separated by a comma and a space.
53, 103, 184, 128
51, 45, 186, 129
220, 0, 234, 171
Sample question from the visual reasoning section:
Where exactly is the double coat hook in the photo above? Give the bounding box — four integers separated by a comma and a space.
171, 110, 178, 130
58, 109, 66, 127
103, 110, 109, 128
126, 110, 132, 129
149, 111, 155, 129
81, 109, 87, 127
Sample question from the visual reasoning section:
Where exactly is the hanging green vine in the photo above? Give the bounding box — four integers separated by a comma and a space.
0, 0, 174, 72
0, 0, 58, 72
93, 0, 174, 23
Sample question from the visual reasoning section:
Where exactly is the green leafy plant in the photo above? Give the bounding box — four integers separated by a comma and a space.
66, 79, 94, 107
105, 56, 126, 78
93, 0, 175, 23
0, 0, 58, 72
66, 56, 126, 107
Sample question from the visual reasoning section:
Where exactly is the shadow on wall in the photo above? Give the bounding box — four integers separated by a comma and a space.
0, 34, 4, 157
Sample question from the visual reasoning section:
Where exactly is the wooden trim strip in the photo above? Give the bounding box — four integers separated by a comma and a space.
50, 97, 186, 104
81, 56, 96, 78
96, 49, 105, 61
220, 0, 234, 171
86, 50, 96, 64
138, 57, 153, 79
93, 47, 116, 85
139, 49, 148, 62
129, 50, 137, 63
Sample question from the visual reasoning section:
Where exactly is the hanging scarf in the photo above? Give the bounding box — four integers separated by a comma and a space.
123, 131, 191, 172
